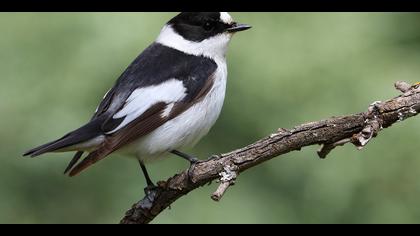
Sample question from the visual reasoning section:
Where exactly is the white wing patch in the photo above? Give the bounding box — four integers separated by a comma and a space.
106, 79, 187, 134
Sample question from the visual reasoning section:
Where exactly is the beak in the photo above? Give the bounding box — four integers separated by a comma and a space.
227, 23, 252, 33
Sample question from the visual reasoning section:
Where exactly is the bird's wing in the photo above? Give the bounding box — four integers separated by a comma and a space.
67, 43, 218, 176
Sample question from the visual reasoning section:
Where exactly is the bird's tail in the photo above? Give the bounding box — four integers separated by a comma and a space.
23, 119, 103, 157
23, 118, 112, 176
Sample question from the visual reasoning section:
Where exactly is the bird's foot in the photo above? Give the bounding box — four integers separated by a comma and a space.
188, 157, 199, 163
187, 155, 220, 183
208, 154, 221, 161
143, 183, 158, 195
143, 183, 160, 203
170, 150, 220, 183
187, 158, 206, 183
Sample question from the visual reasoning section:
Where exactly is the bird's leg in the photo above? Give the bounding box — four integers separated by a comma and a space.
138, 161, 157, 195
170, 150, 199, 163
170, 150, 203, 183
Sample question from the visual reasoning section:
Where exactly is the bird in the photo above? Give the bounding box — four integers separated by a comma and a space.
23, 12, 251, 189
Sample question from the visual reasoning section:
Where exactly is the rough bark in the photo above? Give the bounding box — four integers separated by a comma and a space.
120, 81, 420, 224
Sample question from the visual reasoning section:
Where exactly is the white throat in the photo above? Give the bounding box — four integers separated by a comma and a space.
156, 25, 232, 62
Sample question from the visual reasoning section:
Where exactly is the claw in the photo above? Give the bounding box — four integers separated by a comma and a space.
187, 163, 196, 183
143, 184, 159, 202
187, 159, 204, 183
143, 184, 158, 196
208, 154, 220, 161
187, 155, 219, 183
189, 157, 199, 164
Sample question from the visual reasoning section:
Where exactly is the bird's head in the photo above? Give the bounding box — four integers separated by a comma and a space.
156, 12, 251, 60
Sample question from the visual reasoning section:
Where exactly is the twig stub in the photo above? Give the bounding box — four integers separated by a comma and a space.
211, 164, 239, 201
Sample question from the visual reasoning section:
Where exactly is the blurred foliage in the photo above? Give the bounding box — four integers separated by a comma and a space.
2, 13, 420, 224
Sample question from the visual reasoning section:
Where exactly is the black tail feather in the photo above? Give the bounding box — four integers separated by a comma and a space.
23, 133, 75, 157
23, 118, 104, 158
64, 151, 84, 174
23, 140, 57, 157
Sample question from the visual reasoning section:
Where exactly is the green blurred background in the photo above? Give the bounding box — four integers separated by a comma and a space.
1, 12, 420, 224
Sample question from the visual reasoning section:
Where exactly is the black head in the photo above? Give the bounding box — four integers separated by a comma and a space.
167, 12, 251, 42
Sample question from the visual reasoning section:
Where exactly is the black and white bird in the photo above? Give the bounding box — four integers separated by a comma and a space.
23, 12, 251, 187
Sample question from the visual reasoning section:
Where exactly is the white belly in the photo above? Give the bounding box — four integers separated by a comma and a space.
125, 64, 227, 162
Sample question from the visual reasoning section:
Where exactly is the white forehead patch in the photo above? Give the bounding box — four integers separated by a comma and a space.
220, 12, 233, 24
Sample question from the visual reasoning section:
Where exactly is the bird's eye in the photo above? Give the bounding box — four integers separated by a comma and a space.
203, 21, 215, 31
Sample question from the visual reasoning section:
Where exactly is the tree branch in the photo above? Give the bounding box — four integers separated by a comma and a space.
120, 81, 420, 224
